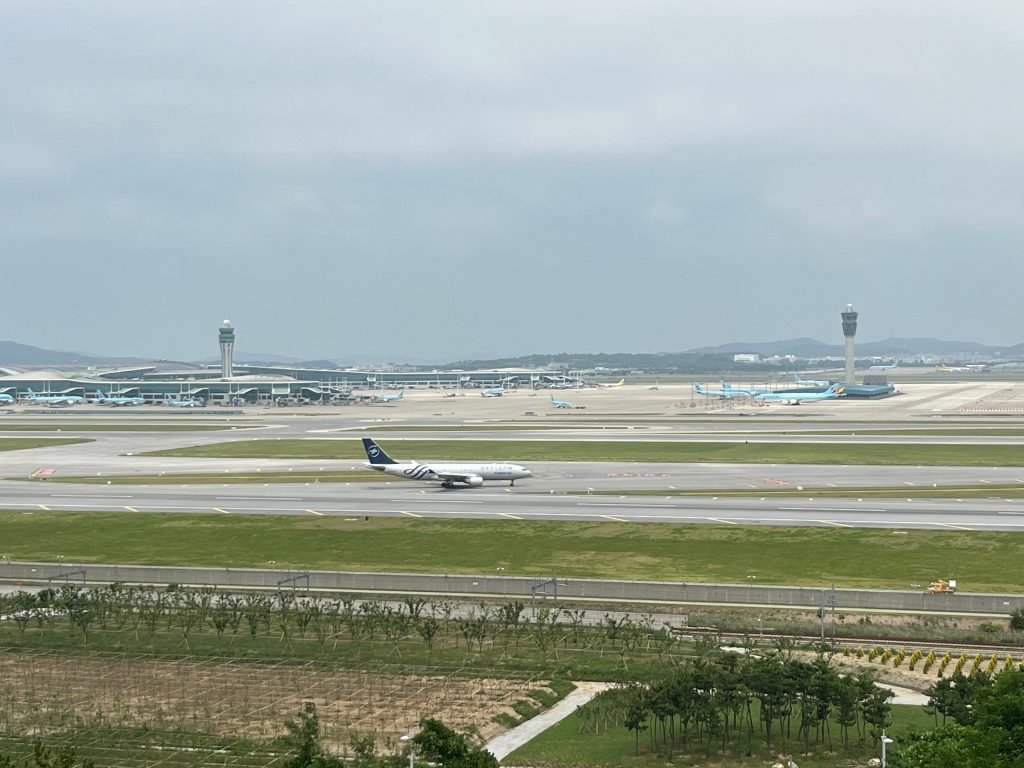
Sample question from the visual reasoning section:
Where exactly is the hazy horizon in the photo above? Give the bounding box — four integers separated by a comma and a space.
3, 2, 1022, 360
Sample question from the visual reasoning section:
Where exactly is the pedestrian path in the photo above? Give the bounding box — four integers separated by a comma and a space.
485, 681, 611, 762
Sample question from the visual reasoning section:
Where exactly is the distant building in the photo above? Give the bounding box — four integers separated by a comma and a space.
733, 353, 761, 363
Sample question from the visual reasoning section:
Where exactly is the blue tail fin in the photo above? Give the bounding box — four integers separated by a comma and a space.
362, 437, 397, 465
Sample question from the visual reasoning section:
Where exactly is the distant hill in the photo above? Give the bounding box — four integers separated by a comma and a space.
688, 337, 1020, 358
0, 340, 105, 366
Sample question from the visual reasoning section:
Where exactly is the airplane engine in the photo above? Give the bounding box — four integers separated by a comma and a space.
466, 477, 484, 488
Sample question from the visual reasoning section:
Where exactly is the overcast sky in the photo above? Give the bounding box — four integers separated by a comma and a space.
2, 2, 1022, 362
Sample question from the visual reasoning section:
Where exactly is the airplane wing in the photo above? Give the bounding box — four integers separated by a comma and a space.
434, 471, 484, 487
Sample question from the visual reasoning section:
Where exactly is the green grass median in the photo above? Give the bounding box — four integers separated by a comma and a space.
2, 511, 1023, 591
143, 438, 1024, 465
29, 470, 384, 484
0, 437, 92, 452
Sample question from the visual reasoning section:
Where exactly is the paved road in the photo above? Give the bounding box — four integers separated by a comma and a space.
2, 479, 1023, 529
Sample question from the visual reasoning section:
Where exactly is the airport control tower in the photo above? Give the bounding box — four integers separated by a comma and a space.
841, 304, 858, 386
219, 320, 235, 379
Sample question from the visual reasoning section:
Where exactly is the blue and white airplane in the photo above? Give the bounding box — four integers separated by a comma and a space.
722, 381, 773, 396
0, 393, 14, 404
481, 386, 505, 397
25, 389, 83, 406
754, 384, 844, 405
94, 390, 146, 406
373, 389, 404, 403
693, 383, 748, 399
869, 362, 897, 370
166, 395, 201, 407
550, 395, 574, 408
361, 437, 531, 488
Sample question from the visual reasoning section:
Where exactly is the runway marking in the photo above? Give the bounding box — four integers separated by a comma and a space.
499, 512, 523, 520
818, 519, 854, 528
38, 504, 49, 511
408, 499, 484, 505
306, 509, 325, 516
214, 507, 230, 514
779, 507, 888, 513
937, 522, 974, 531
52, 493, 135, 498
707, 517, 738, 525
124, 506, 138, 512
400, 511, 422, 518
601, 515, 630, 523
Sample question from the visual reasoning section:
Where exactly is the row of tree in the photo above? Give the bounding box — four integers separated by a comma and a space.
0, 583, 684, 661
588, 651, 893, 760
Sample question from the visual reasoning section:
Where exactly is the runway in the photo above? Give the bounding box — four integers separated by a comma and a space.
1, 380, 1023, 531
2, 479, 1023, 530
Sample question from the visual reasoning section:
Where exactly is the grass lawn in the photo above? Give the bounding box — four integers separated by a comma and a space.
587, 483, 1024, 498
3, 512, 1024, 591
143, 438, 1024, 466
507, 701, 934, 768
0, 423, 251, 432
27, 470, 383, 484
0, 437, 92, 451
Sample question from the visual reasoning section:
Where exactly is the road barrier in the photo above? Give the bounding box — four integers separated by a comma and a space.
1, 561, 1020, 615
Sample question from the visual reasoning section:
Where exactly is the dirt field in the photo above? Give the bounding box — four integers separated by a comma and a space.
0, 650, 554, 750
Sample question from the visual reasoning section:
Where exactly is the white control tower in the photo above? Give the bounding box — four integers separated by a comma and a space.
841, 304, 858, 387
218, 320, 235, 379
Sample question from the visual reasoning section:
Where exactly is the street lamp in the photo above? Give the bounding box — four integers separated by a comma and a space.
881, 731, 893, 768
399, 733, 415, 768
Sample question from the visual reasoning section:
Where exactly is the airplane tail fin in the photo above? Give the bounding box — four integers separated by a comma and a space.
397, 390, 403, 400
693, 383, 705, 394
362, 437, 397, 465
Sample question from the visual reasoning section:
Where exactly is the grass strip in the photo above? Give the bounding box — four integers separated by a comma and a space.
0, 423, 250, 432
27, 470, 384, 484
2, 511, 1023, 592
143, 438, 1024, 466
0, 437, 92, 452
583, 483, 1024, 498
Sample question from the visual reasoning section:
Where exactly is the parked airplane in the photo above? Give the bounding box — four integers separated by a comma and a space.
722, 382, 774, 396
94, 390, 146, 406
869, 363, 897, 370
25, 389, 83, 406
754, 384, 844, 405
0, 393, 13, 404
361, 437, 531, 488
481, 387, 505, 397
693, 383, 747, 399
598, 379, 625, 388
794, 374, 832, 387
550, 395, 574, 408
165, 395, 201, 407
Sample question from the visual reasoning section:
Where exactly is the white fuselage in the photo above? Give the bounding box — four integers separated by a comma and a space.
367, 461, 531, 484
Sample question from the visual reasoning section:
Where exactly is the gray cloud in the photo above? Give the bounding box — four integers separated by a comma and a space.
1, 1, 1022, 360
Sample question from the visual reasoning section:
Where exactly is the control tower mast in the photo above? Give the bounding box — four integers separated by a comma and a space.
841, 304, 858, 387
219, 320, 235, 379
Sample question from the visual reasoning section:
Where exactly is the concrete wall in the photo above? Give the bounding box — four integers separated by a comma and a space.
2, 561, 1020, 615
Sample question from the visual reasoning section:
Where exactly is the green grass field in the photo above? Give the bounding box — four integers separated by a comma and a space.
0, 423, 250, 432
143, 438, 1024, 465
587, 483, 1024, 498
3, 511, 1024, 591
0, 437, 92, 451
32, 470, 384, 484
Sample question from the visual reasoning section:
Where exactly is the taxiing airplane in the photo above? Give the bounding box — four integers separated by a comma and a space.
25, 389, 83, 406
722, 382, 774, 396
754, 384, 844, 405
361, 437, 531, 488
94, 390, 146, 406
598, 379, 625, 389
550, 395, 574, 408
480, 386, 505, 397
936, 364, 970, 373
373, 389, 404, 402
869, 363, 897, 370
